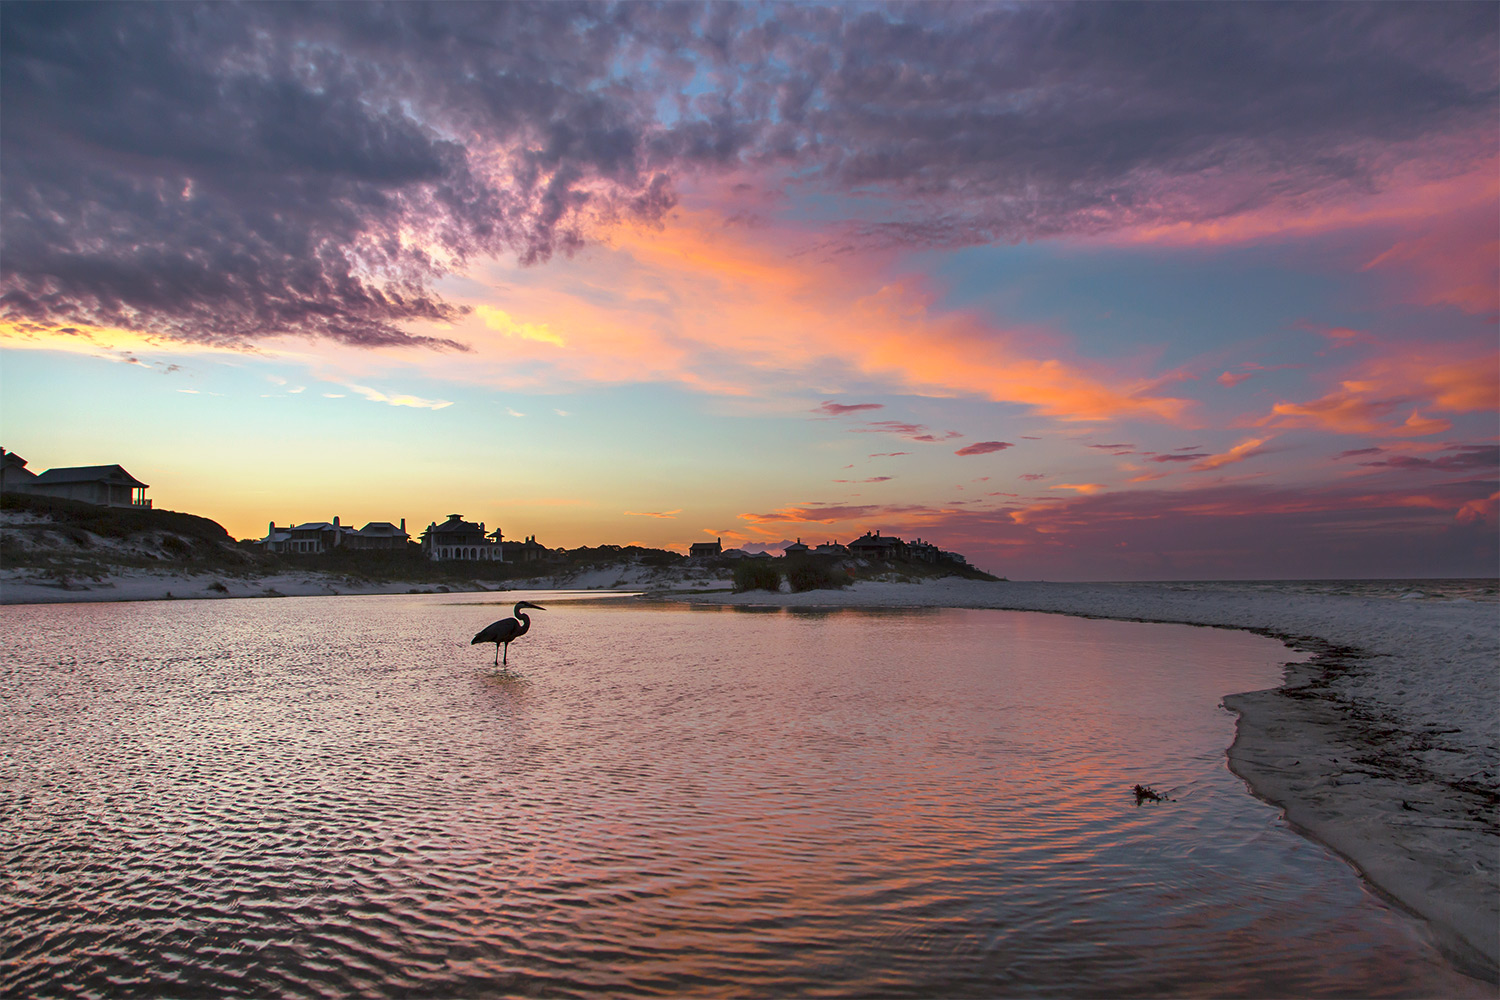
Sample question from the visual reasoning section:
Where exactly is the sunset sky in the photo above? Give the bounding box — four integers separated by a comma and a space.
2, 2, 1496, 580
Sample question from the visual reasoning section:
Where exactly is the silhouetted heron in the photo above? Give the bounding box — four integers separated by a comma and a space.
472, 601, 546, 667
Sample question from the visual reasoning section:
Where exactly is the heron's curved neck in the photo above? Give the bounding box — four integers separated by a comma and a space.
513, 606, 531, 635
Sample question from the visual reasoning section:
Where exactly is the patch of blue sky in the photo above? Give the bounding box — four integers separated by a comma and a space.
920, 241, 1372, 369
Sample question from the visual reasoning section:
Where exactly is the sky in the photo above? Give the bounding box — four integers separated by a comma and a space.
1, 1, 1496, 580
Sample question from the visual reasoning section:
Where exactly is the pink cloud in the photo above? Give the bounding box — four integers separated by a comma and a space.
966, 477, 1498, 578
1363, 207, 1500, 317
1457, 492, 1500, 526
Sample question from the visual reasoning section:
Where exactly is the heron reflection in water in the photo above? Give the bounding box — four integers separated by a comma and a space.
472, 601, 546, 667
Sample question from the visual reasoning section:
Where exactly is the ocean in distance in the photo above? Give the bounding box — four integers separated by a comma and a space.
0, 591, 1487, 997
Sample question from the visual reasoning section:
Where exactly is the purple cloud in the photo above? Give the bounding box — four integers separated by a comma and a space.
1359, 445, 1498, 471
955, 441, 1014, 456
1149, 453, 1211, 463
816, 401, 885, 416
853, 420, 962, 442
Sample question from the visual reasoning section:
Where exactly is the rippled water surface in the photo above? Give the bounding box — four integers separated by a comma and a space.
1, 593, 1485, 997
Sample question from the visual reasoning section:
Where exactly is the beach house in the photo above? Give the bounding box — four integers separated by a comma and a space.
421, 513, 503, 561
2, 448, 152, 509
346, 520, 411, 550
689, 538, 723, 559
848, 530, 906, 561
500, 534, 549, 563
263, 518, 348, 555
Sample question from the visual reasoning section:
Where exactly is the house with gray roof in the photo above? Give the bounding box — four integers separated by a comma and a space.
0, 448, 151, 508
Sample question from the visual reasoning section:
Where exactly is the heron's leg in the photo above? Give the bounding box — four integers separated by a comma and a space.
502, 642, 509, 666
493, 644, 499, 666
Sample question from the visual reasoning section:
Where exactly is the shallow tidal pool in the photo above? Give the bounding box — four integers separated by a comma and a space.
0, 593, 1486, 997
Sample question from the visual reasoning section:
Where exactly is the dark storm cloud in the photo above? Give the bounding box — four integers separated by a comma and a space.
3, 1, 1494, 349
802, 2, 1498, 247
0, 1, 680, 349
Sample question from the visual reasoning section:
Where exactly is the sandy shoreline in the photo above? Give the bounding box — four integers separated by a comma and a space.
4, 570, 1495, 979
0, 568, 511, 604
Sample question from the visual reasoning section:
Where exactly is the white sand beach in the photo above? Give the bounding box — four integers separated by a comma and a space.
4, 568, 1495, 978
0, 566, 507, 604
671, 578, 1500, 980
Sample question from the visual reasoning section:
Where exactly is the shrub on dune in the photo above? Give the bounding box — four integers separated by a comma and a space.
733, 560, 782, 592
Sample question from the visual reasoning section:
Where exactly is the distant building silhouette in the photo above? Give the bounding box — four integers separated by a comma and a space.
784, 538, 810, 557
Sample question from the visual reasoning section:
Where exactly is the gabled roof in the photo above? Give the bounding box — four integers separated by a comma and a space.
33, 464, 148, 488
358, 521, 408, 535
290, 521, 338, 531
429, 516, 485, 535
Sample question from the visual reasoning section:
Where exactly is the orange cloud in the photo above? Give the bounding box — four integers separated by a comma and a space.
1262, 348, 1495, 437
1191, 437, 1270, 471
430, 207, 1195, 423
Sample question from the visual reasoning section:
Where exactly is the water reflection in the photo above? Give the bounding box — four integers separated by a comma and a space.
0, 594, 1486, 998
